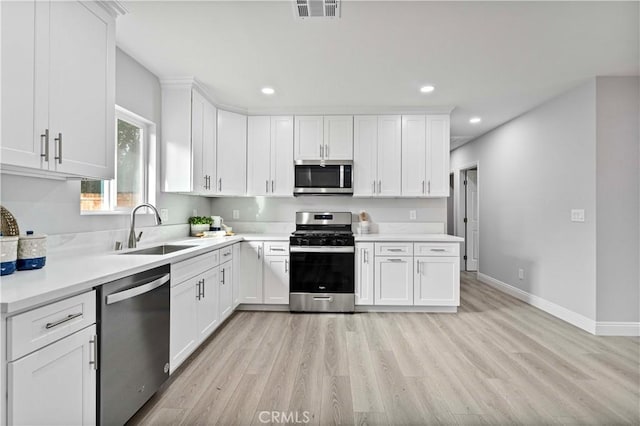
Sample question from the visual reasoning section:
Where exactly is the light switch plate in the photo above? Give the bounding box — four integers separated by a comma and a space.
571, 209, 585, 222
232, 210, 240, 219
160, 209, 169, 222
409, 210, 417, 220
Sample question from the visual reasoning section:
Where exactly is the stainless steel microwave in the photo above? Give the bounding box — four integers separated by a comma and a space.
294, 160, 353, 195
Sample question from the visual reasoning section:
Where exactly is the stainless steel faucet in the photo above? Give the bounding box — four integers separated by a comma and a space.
128, 203, 162, 248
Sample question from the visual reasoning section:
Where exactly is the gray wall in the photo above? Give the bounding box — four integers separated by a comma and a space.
0, 49, 210, 235
595, 77, 640, 322
451, 80, 598, 320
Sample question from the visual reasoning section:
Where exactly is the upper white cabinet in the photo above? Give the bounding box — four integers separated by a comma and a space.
354, 116, 401, 197
161, 82, 217, 194
247, 116, 294, 196
295, 116, 353, 160
1, 0, 117, 179
217, 110, 247, 195
401, 114, 450, 197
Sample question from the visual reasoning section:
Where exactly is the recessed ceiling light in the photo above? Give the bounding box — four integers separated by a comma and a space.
420, 85, 435, 93
261, 87, 275, 95
469, 117, 482, 124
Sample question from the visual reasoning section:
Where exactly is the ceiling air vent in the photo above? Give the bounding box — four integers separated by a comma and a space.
294, 0, 341, 19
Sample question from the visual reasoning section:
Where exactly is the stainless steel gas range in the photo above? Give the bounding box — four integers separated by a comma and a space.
289, 212, 355, 313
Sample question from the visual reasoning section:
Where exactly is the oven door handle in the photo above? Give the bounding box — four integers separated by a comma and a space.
290, 246, 354, 253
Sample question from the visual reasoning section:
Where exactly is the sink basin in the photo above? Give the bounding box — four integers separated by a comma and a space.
120, 244, 196, 255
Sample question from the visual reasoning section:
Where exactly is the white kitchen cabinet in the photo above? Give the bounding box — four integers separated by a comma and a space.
217, 110, 247, 195
196, 267, 220, 339
294, 116, 324, 160
354, 116, 401, 196
295, 115, 353, 160
1, 0, 117, 179
425, 115, 451, 197
232, 243, 241, 308
169, 277, 199, 372
219, 260, 234, 320
8, 325, 97, 426
414, 257, 460, 306
192, 90, 217, 195
263, 255, 289, 304
374, 256, 413, 305
355, 243, 374, 305
247, 116, 294, 196
239, 242, 263, 303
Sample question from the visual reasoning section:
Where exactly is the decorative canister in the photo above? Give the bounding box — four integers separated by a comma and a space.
17, 231, 47, 270
0, 235, 19, 275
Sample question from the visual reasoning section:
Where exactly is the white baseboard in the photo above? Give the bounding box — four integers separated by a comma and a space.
595, 322, 640, 336
476, 272, 597, 335
355, 305, 457, 313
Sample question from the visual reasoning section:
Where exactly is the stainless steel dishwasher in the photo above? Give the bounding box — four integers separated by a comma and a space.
97, 265, 170, 426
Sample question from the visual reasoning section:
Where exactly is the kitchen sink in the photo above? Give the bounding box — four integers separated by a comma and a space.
120, 244, 196, 255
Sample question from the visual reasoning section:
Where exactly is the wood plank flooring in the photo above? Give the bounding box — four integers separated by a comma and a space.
129, 273, 640, 425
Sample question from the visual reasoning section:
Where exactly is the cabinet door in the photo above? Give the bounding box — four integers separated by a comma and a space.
426, 115, 450, 197
232, 243, 241, 308
161, 84, 193, 192
247, 116, 272, 196
170, 279, 198, 372
202, 97, 218, 195
196, 267, 220, 341
191, 90, 207, 193
353, 116, 377, 197
239, 242, 263, 303
374, 256, 413, 305
48, 1, 115, 179
264, 255, 289, 304
217, 110, 247, 195
401, 115, 427, 197
414, 257, 459, 306
219, 261, 234, 320
294, 116, 323, 160
324, 115, 353, 160
377, 115, 402, 196
270, 116, 294, 196
8, 325, 97, 426
355, 243, 374, 305
0, 0, 43, 169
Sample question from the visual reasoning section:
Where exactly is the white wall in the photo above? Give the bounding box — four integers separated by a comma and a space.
451, 80, 598, 321
595, 77, 640, 323
0, 49, 210, 235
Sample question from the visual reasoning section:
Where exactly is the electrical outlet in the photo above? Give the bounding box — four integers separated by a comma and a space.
232, 210, 240, 220
160, 209, 169, 222
518, 268, 524, 280
192, 209, 198, 217
409, 210, 417, 220
571, 209, 585, 222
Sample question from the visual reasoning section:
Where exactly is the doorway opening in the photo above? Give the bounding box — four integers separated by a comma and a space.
463, 168, 478, 271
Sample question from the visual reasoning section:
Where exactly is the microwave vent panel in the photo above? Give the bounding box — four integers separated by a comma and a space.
295, 0, 341, 19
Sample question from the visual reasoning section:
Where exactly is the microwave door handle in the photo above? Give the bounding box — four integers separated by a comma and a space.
340, 165, 344, 188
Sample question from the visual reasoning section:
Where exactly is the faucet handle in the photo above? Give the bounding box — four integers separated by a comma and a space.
114, 241, 123, 251
136, 231, 143, 242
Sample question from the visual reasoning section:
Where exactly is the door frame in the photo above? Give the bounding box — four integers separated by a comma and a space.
452, 161, 479, 272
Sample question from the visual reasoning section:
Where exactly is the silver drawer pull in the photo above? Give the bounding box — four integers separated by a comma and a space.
388, 258, 404, 262
313, 296, 333, 301
223, 252, 231, 256
271, 247, 286, 252
430, 248, 446, 252
45, 312, 83, 329
387, 248, 403, 252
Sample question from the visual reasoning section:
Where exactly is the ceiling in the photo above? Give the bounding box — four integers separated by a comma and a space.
116, 1, 639, 148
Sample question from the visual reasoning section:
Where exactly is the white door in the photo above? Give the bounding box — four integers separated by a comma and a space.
270, 116, 294, 196
426, 115, 450, 197
263, 255, 289, 304
196, 267, 220, 341
465, 169, 479, 271
217, 110, 247, 195
170, 279, 198, 372
239, 242, 263, 303
1, 1, 43, 170
414, 257, 459, 306
48, 1, 115, 179
401, 115, 427, 196
353, 116, 377, 196
355, 243, 374, 305
8, 325, 97, 426
324, 115, 353, 160
247, 116, 271, 196
374, 256, 413, 305
202, 99, 217, 195
191, 90, 207, 193
377, 115, 402, 196
295, 116, 323, 160
219, 261, 234, 320
232, 243, 241, 308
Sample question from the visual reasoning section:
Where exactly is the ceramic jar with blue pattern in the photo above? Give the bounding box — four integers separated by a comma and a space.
0, 235, 18, 275
17, 231, 47, 270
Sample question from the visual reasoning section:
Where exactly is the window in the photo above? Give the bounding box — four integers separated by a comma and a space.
81, 107, 156, 213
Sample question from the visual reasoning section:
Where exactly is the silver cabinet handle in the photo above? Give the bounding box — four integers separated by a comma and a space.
388, 258, 404, 262
325, 144, 329, 158
40, 129, 49, 161
45, 312, 83, 329
378, 180, 381, 193
106, 273, 170, 305
417, 260, 420, 274
422, 180, 425, 194
387, 248, 403, 252
320, 144, 323, 158
271, 247, 286, 252
257, 245, 261, 259
54, 132, 62, 164
89, 335, 98, 370
219, 178, 222, 191
222, 268, 226, 285
372, 181, 376, 194
202, 279, 206, 298
285, 259, 289, 273
196, 280, 201, 300
363, 248, 368, 264
272, 180, 275, 193
431, 248, 446, 252
428, 181, 431, 194
204, 176, 208, 190
266, 180, 269, 193
223, 251, 231, 257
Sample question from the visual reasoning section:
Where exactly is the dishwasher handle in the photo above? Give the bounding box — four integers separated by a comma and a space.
106, 273, 170, 305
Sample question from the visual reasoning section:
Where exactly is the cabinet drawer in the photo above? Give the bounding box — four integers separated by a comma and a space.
7, 290, 96, 361
414, 243, 459, 257
220, 245, 233, 261
375, 242, 413, 256
264, 241, 289, 256
171, 250, 219, 285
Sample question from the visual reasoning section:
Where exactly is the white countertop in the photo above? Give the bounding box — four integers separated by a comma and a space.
355, 233, 464, 242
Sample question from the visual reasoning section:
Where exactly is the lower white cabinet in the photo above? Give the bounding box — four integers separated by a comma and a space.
239, 241, 263, 303
196, 267, 220, 339
263, 255, 289, 304
374, 256, 413, 305
355, 242, 374, 305
219, 260, 233, 320
239, 241, 290, 304
414, 257, 459, 306
8, 324, 97, 426
170, 277, 199, 371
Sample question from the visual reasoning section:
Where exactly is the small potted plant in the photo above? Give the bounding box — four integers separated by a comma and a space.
189, 216, 212, 236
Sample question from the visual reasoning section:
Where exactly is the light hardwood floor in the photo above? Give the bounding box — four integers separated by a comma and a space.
129, 273, 640, 425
